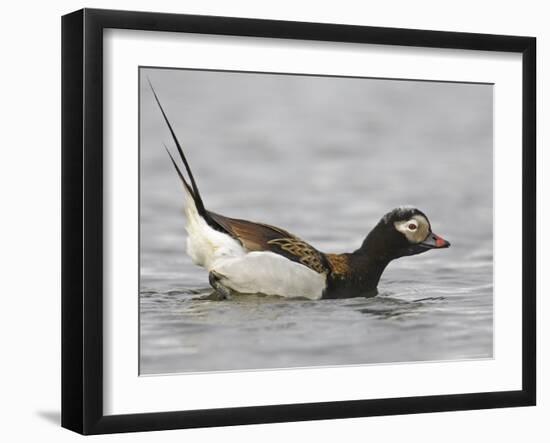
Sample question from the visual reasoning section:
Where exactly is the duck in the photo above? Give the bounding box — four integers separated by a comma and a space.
149, 82, 450, 300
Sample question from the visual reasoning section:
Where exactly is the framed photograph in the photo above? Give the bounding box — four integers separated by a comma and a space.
61, 8, 536, 435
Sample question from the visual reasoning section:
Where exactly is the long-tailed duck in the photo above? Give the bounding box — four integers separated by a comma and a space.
149, 82, 450, 300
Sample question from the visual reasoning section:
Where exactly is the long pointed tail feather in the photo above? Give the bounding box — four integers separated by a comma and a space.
148, 78, 208, 217
148, 78, 230, 235
163, 143, 194, 197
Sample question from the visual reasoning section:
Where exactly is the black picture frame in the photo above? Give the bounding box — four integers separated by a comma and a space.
61, 8, 536, 435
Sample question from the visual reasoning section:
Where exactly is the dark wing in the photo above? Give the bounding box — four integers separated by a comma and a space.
208, 211, 329, 274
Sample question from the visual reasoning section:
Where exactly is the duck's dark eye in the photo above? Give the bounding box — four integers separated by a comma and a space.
408, 223, 417, 230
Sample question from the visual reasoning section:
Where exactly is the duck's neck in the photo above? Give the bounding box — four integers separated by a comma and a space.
324, 224, 401, 298
324, 251, 392, 298
349, 251, 392, 290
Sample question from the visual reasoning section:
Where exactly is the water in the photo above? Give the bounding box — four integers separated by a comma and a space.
139, 68, 493, 375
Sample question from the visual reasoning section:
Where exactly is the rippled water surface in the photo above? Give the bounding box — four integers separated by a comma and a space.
139, 68, 493, 374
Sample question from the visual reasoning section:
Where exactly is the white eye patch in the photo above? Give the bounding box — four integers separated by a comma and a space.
394, 216, 430, 243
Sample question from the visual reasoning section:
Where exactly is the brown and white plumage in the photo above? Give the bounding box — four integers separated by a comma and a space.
150, 81, 329, 299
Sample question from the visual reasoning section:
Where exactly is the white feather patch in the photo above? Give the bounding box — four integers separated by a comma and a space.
182, 191, 245, 269
212, 252, 326, 300
394, 215, 430, 243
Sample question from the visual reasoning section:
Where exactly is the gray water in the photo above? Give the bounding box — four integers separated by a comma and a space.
139, 68, 493, 375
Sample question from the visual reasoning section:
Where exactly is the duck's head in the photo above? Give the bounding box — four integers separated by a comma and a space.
359, 206, 450, 261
